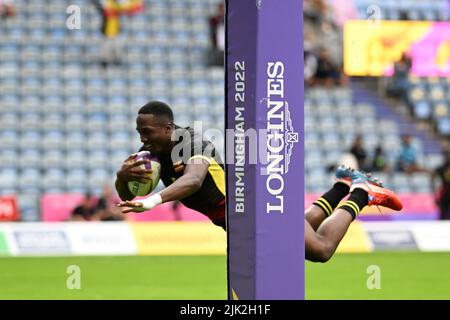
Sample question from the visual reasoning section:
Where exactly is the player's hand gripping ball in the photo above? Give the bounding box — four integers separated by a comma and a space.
127, 151, 161, 196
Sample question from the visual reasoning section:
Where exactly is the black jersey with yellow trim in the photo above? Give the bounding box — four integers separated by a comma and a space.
141, 126, 225, 216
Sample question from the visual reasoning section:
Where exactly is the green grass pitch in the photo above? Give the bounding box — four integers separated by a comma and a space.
1, 252, 449, 299
306, 252, 450, 299
0, 256, 227, 300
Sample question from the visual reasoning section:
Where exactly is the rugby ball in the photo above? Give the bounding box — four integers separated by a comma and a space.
127, 151, 161, 196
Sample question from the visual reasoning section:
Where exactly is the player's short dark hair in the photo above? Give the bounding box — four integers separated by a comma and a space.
138, 101, 174, 122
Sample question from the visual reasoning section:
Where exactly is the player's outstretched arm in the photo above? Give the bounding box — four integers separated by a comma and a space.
118, 158, 210, 213
115, 153, 153, 201
159, 158, 209, 203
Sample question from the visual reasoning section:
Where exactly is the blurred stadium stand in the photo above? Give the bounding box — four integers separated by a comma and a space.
0, 0, 224, 221
406, 76, 450, 137
304, 0, 448, 214
353, 0, 450, 21
305, 84, 444, 195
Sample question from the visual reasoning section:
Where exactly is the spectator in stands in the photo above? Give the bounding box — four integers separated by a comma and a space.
371, 144, 389, 173
387, 52, 412, 100
0, 0, 15, 18
208, 2, 225, 67
431, 149, 450, 220
350, 135, 369, 172
171, 200, 182, 221
95, 183, 125, 221
70, 192, 100, 221
93, 0, 144, 68
304, 0, 330, 29
396, 134, 426, 173
304, 0, 344, 67
313, 47, 347, 87
304, 32, 318, 87
304, 50, 318, 87
399, 10, 409, 20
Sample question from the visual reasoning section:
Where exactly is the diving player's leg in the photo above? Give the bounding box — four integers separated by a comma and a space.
306, 169, 402, 263
307, 166, 385, 231
306, 185, 369, 262
306, 180, 350, 231
305, 210, 353, 262
306, 184, 369, 262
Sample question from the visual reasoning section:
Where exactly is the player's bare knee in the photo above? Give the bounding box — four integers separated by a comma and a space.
305, 206, 314, 216
308, 243, 332, 263
316, 241, 335, 263
308, 253, 328, 263
314, 250, 331, 263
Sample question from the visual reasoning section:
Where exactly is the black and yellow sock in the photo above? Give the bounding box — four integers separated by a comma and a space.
313, 182, 350, 217
338, 188, 369, 220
